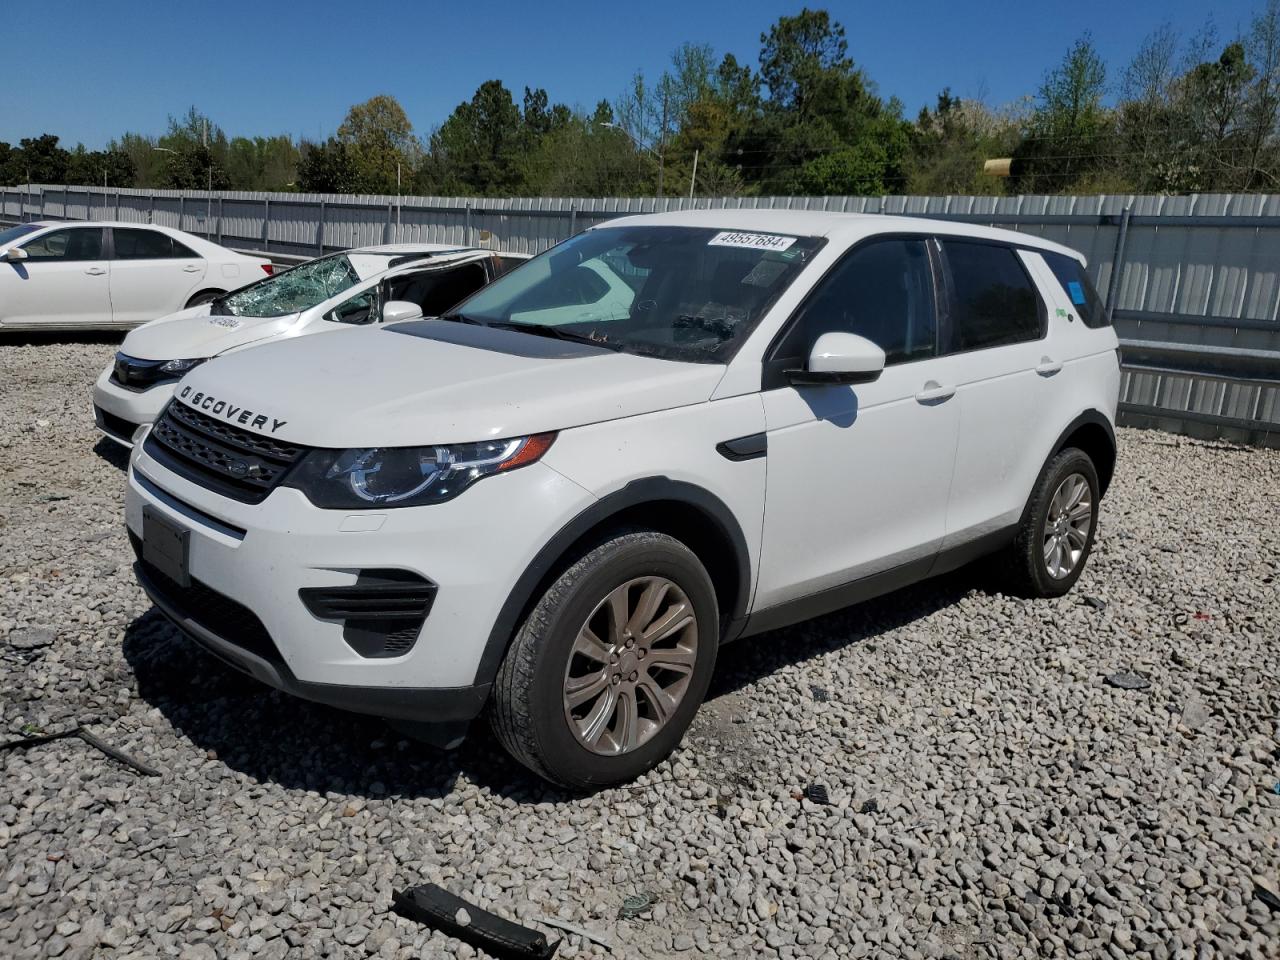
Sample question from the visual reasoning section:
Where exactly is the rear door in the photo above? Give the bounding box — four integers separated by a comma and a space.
108, 228, 208, 325
0, 226, 111, 327
754, 236, 961, 613
936, 238, 1057, 548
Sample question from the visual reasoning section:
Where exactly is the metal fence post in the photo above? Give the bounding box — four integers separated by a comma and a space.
1104, 205, 1132, 317
318, 200, 326, 255
263, 198, 271, 251
569, 205, 577, 240
217, 196, 224, 245
386, 202, 393, 244
178, 194, 185, 232
465, 202, 473, 246
115, 191, 121, 222
148, 192, 155, 224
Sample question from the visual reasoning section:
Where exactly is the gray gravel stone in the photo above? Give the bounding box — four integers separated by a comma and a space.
2, 340, 1279, 960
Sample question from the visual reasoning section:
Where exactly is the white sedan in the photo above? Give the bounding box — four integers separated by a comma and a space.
92, 243, 528, 446
0, 221, 273, 330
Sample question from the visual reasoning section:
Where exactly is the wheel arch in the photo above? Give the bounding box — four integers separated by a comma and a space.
185, 288, 227, 308
1050, 409, 1116, 495
473, 477, 752, 688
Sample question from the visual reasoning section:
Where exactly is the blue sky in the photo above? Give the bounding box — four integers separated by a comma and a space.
4, 0, 1266, 148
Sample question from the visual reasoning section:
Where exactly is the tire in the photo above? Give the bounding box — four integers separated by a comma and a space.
998, 447, 1101, 598
185, 289, 223, 308
490, 530, 719, 790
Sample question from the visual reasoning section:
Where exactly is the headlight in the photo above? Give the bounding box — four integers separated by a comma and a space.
159, 357, 207, 375
283, 433, 556, 508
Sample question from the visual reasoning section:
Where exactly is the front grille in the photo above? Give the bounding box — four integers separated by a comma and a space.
111, 353, 177, 392
144, 401, 306, 504
130, 531, 282, 665
94, 405, 138, 443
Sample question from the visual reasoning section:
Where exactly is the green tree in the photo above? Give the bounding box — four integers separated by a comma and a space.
425, 80, 524, 195
908, 90, 1015, 195
337, 94, 420, 193
748, 9, 910, 194
297, 139, 361, 193
64, 145, 135, 187
1016, 35, 1110, 192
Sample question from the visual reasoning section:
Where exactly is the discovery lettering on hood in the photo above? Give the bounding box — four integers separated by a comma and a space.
178, 385, 288, 434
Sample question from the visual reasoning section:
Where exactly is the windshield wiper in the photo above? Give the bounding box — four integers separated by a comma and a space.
438, 312, 486, 325
485, 321, 623, 351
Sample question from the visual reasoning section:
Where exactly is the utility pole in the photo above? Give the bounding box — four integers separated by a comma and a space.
204, 119, 212, 238
656, 89, 668, 199
396, 162, 402, 239
689, 149, 698, 199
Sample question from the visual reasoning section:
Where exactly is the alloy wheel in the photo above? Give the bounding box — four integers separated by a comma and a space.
562, 576, 698, 755
1043, 472, 1093, 579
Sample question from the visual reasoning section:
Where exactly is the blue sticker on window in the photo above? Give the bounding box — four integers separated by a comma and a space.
1067, 280, 1087, 305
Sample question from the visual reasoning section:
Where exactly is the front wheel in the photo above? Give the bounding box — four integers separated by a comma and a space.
999, 447, 1101, 598
490, 531, 719, 790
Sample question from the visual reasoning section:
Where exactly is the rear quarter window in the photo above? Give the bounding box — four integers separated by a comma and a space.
1042, 251, 1110, 328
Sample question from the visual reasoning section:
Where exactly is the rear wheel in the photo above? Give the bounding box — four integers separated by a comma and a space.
999, 447, 1100, 598
185, 289, 223, 308
490, 531, 718, 790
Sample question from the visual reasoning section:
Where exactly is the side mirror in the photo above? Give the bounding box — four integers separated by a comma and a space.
3, 247, 28, 262
786, 332, 885, 386
381, 300, 424, 324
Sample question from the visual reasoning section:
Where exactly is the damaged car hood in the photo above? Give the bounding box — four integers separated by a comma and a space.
171, 319, 726, 447
120, 308, 302, 361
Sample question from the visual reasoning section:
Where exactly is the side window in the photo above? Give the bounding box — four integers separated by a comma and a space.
327, 286, 378, 325
1041, 251, 1109, 328
113, 228, 195, 260
21, 228, 103, 262
388, 263, 490, 318
772, 238, 937, 370
940, 241, 1042, 352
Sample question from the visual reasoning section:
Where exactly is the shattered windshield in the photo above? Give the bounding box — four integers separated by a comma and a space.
215, 254, 364, 318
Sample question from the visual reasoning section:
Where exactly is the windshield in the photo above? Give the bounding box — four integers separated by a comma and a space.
0, 224, 40, 248
216, 254, 365, 318
447, 226, 824, 362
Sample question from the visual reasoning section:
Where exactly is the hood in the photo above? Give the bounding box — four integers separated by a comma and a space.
171, 320, 726, 447
120, 308, 302, 361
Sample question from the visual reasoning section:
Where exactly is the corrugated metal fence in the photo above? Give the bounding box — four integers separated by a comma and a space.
3, 184, 1278, 446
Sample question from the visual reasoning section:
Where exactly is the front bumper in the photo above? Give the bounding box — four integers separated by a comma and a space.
92, 365, 176, 447
125, 440, 595, 721
132, 556, 489, 722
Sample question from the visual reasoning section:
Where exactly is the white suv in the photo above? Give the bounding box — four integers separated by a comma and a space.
124, 211, 1120, 789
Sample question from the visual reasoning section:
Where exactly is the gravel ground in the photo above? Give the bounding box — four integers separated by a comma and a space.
2, 338, 1279, 960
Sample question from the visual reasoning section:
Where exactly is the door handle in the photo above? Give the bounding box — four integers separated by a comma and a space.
915, 380, 955, 404
182, 265, 202, 272
84, 266, 106, 276
1036, 356, 1063, 376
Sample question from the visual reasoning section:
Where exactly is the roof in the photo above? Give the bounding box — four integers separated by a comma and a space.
598, 208, 1084, 260
348, 243, 477, 255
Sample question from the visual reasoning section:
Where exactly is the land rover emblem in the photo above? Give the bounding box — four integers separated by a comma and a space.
227, 460, 250, 478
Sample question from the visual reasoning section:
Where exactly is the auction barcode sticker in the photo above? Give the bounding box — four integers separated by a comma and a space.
708, 231, 797, 252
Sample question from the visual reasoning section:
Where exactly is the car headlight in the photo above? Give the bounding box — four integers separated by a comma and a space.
283, 433, 557, 508
159, 357, 208, 375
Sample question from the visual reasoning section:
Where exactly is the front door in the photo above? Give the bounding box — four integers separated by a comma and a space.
0, 226, 111, 327
755, 236, 961, 614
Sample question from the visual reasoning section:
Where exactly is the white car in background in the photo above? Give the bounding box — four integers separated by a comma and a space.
92, 244, 528, 446
0, 221, 272, 330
